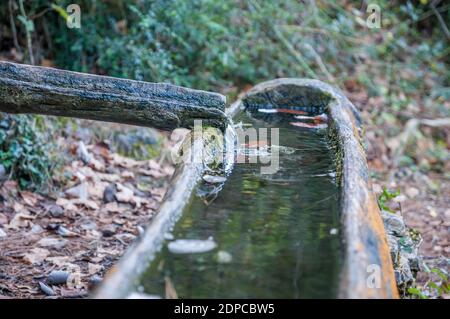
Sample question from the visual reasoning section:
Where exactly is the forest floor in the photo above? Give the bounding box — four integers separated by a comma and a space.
347, 90, 450, 299
0, 121, 181, 298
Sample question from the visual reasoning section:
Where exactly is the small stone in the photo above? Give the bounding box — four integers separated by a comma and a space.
48, 205, 63, 218
137, 226, 145, 237
57, 226, 77, 237
47, 270, 69, 285
101, 225, 117, 237
103, 184, 117, 203
405, 187, 419, 199
0, 228, 6, 238
39, 281, 55, 296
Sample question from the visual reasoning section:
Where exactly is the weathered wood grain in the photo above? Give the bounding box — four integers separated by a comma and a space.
0, 61, 227, 130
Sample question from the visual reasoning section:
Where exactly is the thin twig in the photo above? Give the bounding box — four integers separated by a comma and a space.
8, 0, 21, 53
272, 25, 317, 79
18, 0, 34, 65
248, 0, 317, 79
431, 0, 450, 42
302, 43, 336, 83
388, 117, 450, 180
29, 7, 52, 20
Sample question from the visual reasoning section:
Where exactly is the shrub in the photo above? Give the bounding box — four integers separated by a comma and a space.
0, 114, 52, 191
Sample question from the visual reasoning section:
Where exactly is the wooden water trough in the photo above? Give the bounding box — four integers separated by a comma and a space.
0, 62, 398, 299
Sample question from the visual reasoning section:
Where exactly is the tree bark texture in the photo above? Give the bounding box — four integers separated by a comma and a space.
0, 62, 227, 131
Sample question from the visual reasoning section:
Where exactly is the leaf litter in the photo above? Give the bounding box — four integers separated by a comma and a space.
0, 127, 175, 298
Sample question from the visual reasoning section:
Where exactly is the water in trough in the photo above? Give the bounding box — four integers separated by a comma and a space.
136, 109, 342, 298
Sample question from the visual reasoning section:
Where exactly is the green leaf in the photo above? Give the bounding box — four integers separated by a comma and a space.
17, 15, 34, 32
407, 287, 427, 299
51, 4, 69, 21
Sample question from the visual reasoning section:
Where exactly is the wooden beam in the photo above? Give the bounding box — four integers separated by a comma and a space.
0, 62, 227, 131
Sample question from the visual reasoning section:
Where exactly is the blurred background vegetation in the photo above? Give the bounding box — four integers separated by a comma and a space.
0, 0, 449, 188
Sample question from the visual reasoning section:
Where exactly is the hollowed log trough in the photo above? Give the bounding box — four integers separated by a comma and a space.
0, 62, 398, 298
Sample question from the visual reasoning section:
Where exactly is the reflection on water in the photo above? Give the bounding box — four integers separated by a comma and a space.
137, 111, 341, 298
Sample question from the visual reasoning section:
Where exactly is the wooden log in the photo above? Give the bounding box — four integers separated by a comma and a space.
0, 61, 227, 131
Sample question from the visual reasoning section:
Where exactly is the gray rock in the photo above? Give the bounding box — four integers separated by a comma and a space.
47, 270, 69, 285
89, 275, 102, 287
57, 225, 77, 237
0, 164, 6, 178
381, 210, 421, 294
102, 225, 117, 237
381, 210, 406, 236
39, 281, 55, 296
0, 228, 6, 238
48, 204, 64, 218
103, 184, 117, 203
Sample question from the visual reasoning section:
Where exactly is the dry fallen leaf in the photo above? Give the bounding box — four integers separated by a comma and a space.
56, 198, 78, 211
121, 171, 135, 179
95, 172, 120, 183
103, 202, 123, 213
65, 182, 89, 200
88, 263, 103, 275
148, 159, 161, 171
20, 191, 42, 206
112, 153, 140, 168
71, 198, 100, 210
23, 247, 50, 264
138, 168, 165, 178
46, 256, 71, 267
89, 158, 105, 172
115, 183, 134, 203
37, 237, 68, 249
87, 181, 107, 200
90, 142, 111, 159
7, 211, 35, 229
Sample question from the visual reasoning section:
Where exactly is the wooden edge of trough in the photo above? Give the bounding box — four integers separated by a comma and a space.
94, 78, 399, 299
93, 102, 239, 299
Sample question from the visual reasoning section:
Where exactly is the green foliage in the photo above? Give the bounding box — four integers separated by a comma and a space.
377, 187, 400, 213
408, 267, 450, 299
0, 115, 52, 191
1, 0, 448, 188
407, 287, 428, 299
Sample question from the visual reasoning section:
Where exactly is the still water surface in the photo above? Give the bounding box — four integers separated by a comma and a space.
137, 110, 341, 298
